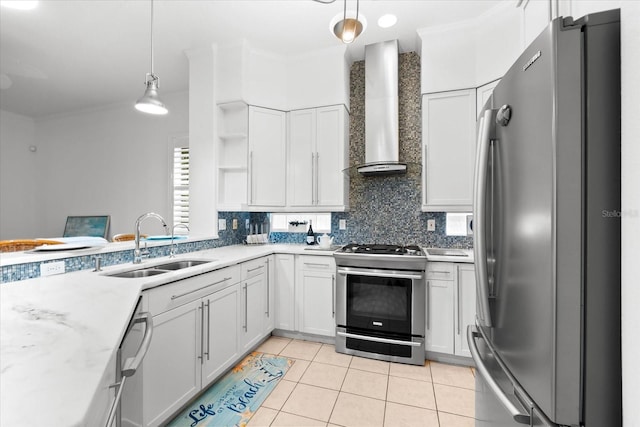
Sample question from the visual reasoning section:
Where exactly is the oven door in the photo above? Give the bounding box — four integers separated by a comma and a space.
336, 266, 425, 337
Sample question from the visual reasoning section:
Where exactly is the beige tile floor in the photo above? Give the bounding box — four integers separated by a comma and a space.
247, 336, 476, 427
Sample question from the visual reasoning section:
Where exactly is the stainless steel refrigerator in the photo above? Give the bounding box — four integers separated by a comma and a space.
469, 9, 621, 427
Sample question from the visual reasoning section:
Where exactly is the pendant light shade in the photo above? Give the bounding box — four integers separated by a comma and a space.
333, 0, 363, 44
135, 0, 168, 115
135, 74, 167, 115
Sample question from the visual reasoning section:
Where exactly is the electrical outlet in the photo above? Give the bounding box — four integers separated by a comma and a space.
41, 261, 65, 277
427, 219, 436, 232
339, 219, 347, 230
232, 219, 238, 230
218, 219, 227, 231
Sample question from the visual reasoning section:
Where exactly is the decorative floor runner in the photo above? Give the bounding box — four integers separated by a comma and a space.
167, 352, 293, 427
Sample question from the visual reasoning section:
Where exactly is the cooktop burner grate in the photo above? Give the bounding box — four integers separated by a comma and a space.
340, 244, 424, 256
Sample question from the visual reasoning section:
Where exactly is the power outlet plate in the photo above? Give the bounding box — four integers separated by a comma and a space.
339, 219, 347, 230
218, 219, 227, 231
232, 219, 238, 230
41, 261, 65, 277
427, 219, 436, 232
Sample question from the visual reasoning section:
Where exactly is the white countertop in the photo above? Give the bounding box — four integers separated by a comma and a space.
0, 243, 331, 427
0, 242, 473, 426
424, 248, 474, 263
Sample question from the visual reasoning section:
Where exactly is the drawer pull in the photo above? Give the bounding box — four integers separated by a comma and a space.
170, 277, 233, 300
304, 262, 330, 268
247, 265, 264, 273
429, 270, 451, 274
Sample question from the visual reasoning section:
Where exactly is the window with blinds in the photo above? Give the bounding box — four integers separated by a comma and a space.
172, 143, 190, 229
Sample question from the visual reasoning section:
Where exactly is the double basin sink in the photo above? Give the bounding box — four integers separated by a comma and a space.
107, 260, 214, 278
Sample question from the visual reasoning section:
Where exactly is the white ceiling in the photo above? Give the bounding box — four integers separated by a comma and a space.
0, 0, 503, 118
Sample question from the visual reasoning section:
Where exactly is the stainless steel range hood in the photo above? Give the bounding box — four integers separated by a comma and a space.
357, 40, 407, 176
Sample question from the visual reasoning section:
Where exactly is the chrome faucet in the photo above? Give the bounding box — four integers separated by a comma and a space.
170, 224, 190, 258
134, 212, 168, 264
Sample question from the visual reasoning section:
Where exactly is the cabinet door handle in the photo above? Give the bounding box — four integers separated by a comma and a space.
171, 277, 232, 300
304, 262, 329, 268
205, 300, 210, 361
426, 281, 430, 330
332, 274, 335, 318
198, 302, 204, 362
265, 259, 270, 317
457, 276, 462, 335
243, 284, 248, 332
247, 265, 264, 273
249, 150, 254, 204
314, 152, 319, 205
429, 270, 451, 274
311, 153, 316, 205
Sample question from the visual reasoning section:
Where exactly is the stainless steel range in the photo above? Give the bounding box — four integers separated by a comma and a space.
333, 244, 427, 365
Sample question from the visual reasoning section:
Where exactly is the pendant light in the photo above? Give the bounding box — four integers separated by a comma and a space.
333, 0, 363, 44
135, 0, 168, 115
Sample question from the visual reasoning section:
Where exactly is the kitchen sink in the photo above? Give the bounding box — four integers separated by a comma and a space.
154, 260, 213, 270
106, 259, 215, 278
109, 269, 169, 278
426, 248, 469, 257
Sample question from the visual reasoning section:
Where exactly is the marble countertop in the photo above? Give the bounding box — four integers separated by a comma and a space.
0, 244, 331, 426
424, 248, 474, 263
1, 242, 474, 425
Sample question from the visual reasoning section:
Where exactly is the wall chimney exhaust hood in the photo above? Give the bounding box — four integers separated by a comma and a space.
356, 40, 407, 176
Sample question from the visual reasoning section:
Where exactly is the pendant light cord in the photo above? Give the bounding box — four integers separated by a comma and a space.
150, 0, 155, 78
342, 0, 359, 27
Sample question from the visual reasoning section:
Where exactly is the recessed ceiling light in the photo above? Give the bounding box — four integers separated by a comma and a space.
0, 0, 38, 10
378, 14, 397, 28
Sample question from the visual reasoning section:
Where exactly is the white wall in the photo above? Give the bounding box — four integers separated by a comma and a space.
31, 91, 189, 239
0, 110, 38, 239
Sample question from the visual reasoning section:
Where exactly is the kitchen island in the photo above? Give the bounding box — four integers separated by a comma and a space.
0, 244, 333, 427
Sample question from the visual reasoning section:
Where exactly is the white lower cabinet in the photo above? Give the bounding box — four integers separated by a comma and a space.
203, 283, 241, 384
426, 263, 455, 354
142, 300, 202, 427
122, 258, 278, 427
425, 262, 476, 358
240, 256, 274, 352
454, 264, 477, 358
274, 254, 295, 331
295, 255, 336, 337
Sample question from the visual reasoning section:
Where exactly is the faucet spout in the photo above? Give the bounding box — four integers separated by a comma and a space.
170, 223, 190, 258
134, 212, 168, 264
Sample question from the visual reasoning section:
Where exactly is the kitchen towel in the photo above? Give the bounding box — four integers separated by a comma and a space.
167, 352, 293, 427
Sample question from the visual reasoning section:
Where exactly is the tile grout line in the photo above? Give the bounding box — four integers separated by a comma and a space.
251, 338, 477, 426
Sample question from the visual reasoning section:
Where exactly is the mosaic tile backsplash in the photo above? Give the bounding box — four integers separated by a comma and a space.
3, 212, 252, 283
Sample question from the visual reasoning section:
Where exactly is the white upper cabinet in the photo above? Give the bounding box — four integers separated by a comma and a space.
422, 89, 476, 212
288, 105, 349, 211
248, 106, 287, 208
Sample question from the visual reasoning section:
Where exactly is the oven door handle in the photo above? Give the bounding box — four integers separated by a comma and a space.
337, 331, 423, 347
337, 267, 423, 280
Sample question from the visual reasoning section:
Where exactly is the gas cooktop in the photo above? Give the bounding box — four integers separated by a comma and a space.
338, 244, 424, 256
334, 244, 427, 270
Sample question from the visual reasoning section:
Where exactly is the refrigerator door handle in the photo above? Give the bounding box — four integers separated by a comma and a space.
473, 108, 496, 327
467, 324, 532, 425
